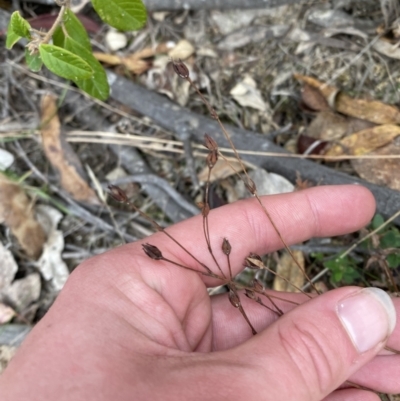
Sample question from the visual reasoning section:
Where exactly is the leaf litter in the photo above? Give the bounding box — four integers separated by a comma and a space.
2, 2, 400, 392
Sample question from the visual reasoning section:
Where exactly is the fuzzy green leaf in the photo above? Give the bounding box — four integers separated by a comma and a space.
39, 44, 93, 80
25, 48, 43, 72
6, 11, 31, 49
10, 11, 31, 38
53, 9, 91, 50
64, 38, 109, 100
92, 0, 147, 31
6, 30, 20, 49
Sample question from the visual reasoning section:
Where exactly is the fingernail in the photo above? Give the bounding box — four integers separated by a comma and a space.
337, 288, 397, 353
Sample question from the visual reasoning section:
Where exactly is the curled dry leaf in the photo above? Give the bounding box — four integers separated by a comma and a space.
295, 74, 400, 125
230, 75, 267, 112
352, 137, 400, 191
0, 303, 16, 325
94, 43, 172, 75
0, 173, 46, 259
168, 39, 195, 60
0, 242, 18, 292
325, 124, 400, 156
273, 250, 305, 292
40, 94, 99, 205
2, 273, 41, 312
36, 205, 69, 292
235, 169, 294, 198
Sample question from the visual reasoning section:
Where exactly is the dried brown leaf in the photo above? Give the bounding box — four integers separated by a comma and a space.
352, 137, 400, 191
0, 174, 46, 259
295, 74, 400, 125
325, 124, 400, 156
40, 94, 99, 205
273, 250, 305, 292
301, 83, 329, 112
197, 159, 243, 183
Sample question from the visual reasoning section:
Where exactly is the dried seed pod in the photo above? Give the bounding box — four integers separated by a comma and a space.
222, 238, 231, 255
228, 289, 240, 308
201, 202, 210, 217
204, 134, 218, 151
245, 289, 256, 300
252, 278, 264, 292
108, 184, 128, 203
142, 243, 163, 260
172, 59, 189, 79
244, 253, 263, 269
206, 151, 218, 169
244, 176, 257, 195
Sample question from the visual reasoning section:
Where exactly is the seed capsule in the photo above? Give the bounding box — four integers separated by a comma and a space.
108, 184, 128, 203
204, 134, 218, 151
222, 238, 231, 255
228, 289, 241, 308
172, 59, 189, 79
142, 243, 163, 260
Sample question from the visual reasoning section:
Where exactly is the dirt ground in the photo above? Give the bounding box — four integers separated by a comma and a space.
0, 0, 400, 397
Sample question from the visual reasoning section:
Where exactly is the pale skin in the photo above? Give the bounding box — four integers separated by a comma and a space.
1, 185, 399, 401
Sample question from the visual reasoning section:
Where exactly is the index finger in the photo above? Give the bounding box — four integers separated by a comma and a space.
146, 185, 375, 286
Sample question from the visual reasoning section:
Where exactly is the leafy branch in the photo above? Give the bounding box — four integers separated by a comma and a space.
6, 0, 147, 100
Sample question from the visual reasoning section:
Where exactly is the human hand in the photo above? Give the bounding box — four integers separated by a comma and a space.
1, 185, 399, 401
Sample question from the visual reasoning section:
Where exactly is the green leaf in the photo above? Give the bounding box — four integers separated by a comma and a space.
53, 9, 91, 50
6, 11, 31, 49
10, 11, 31, 38
386, 253, 400, 268
371, 214, 385, 230
39, 44, 93, 81
64, 38, 109, 100
380, 229, 400, 249
25, 48, 43, 72
92, 0, 147, 31
6, 30, 20, 49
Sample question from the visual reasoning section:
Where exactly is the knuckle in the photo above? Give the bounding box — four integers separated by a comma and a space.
277, 319, 337, 396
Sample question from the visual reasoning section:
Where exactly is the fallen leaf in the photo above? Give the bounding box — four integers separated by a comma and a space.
94, 42, 171, 75
0, 173, 46, 259
198, 159, 243, 183
0, 242, 18, 292
352, 137, 400, 191
295, 74, 400, 125
273, 250, 305, 292
2, 273, 41, 312
0, 345, 17, 374
168, 39, 195, 60
105, 29, 128, 51
235, 168, 294, 199
326, 124, 400, 156
36, 205, 69, 292
300, 83, 329, 112
230, 76, 267, 111
0, 148, 14, 171
0, 303, 16, 324
40, 94, 99, 204
373, 38, 400, 60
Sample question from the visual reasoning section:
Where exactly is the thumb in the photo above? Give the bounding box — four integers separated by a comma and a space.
239, 287, 397, 401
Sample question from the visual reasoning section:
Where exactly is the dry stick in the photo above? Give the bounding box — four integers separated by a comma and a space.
181, 70, 320, 294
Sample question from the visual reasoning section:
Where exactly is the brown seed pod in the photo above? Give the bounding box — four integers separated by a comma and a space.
252, 278, 264, 292
228, 289, 241, 308
222, 238, 231, 255
244, 253, 263, 269
206, 151, 218, 169
201, 202, 210, 217
172, 59, 189, 79
108, 184, 128, 203
142, 243, 163, 260
204, 134, 218, 151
